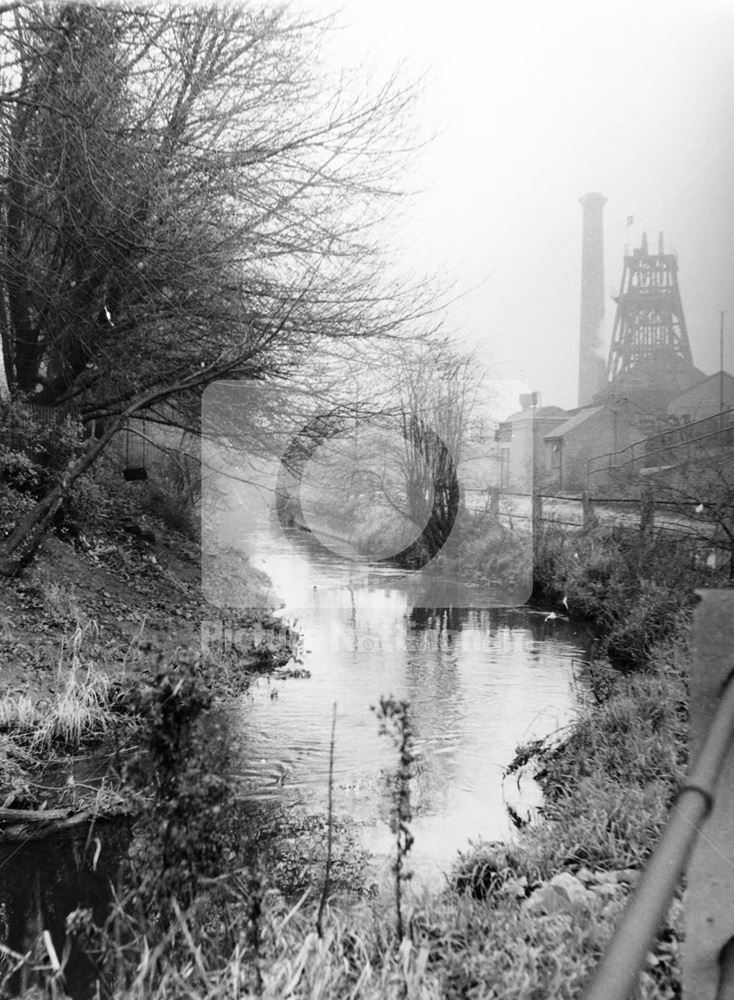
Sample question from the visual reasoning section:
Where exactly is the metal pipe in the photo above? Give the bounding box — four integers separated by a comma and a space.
717, 937, 734, 1000
582, 669, 734, 1000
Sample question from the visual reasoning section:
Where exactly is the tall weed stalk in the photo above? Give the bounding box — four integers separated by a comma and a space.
373, 695, 415, 942
316, 702, 337, 938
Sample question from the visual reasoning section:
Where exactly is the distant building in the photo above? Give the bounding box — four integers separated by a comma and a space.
543, 406, 645, 492
667, 370, 734, 423
495, 396, 568, 492
597, 348, 706, 435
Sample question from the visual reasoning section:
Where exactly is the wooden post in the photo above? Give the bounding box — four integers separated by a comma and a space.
684, 591, 734, 999
640, 487, 655, 533
582, 490, 596, 529
488, 489, 499, 519
532, 492, 543, 534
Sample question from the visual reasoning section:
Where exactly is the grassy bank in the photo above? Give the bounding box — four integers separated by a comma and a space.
0, 429, 295, 837
3, 627, 689, 999
1, 491, 723, 997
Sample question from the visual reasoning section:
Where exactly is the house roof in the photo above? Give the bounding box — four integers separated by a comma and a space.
503, 404, 568, 423
544, 406, 605, 441
668, 369, 734, 403
536, 405, 568, 419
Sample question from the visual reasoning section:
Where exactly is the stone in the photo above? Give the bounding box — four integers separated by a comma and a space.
591, 883, 623, 902
523, 883, 570, 917
549, 871, 595, 904
522, 872, 595, 917
594, 869, 622, 885
576, 866, 596, 885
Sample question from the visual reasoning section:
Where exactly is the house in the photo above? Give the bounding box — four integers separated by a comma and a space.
494, 396, 568, 492
544, 406, 645, 492
667, 370, 734, 423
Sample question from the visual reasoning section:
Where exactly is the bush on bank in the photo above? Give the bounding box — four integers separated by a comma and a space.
533, 520, 716, 665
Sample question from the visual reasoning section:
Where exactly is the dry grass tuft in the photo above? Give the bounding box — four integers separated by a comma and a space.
0, 621, 123, 750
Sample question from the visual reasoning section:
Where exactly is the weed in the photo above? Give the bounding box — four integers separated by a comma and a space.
373, 695, 415, 944
141, 453, 200, 541
124, 663, 237, 913
433, 506, 533, 590
0, 624, 125, 750
316, 702, 337, 938
0, 398, 107, 541
31, 569, 84, 624
534, 521, 705, 667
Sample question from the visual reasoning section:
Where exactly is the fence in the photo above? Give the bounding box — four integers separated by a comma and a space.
481, 489, 731, 574
582, 591, 734, 1000
494, 489, 717, 535
0, 401, 82, 452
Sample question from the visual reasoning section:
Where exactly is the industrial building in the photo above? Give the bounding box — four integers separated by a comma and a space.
494, 195, 732, 495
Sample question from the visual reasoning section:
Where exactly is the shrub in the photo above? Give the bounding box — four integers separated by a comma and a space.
0, 484, 35, 539
0, 398, 109, 539
124, 663, 237, 913
0, 399, 86, 494
140, 454, 200, 540
432, 508, 533, 592
535, 522, 701, 666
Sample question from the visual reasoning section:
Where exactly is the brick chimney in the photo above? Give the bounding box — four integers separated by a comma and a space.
578, 192, 608, 407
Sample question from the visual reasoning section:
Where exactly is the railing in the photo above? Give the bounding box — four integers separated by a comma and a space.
582, 592, 734, 1000
0, 401, 81, 452
488, 489, 720, 539
587, 407, 734, 484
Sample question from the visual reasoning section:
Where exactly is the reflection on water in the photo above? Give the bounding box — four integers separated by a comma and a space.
226, 525, 591, 885
0, 824, 131, 997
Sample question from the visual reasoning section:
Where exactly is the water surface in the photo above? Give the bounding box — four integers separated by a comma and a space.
226, 526, 591, 884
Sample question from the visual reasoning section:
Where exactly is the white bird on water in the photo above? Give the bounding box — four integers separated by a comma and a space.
545, 606, 569, 623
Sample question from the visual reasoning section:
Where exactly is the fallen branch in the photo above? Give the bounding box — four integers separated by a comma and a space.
0, 809, 96, 841
0, 805, 70, 823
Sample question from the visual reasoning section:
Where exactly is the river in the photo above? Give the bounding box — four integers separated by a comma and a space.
0, 520, 593, 998
219, 523, 593, 886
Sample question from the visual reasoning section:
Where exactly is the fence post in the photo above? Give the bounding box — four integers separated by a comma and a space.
582, 490, 596, 529
488, 489, 500, 519
640, 487, 655, 533
684, 590, 734, 999
532, 492, 543, 535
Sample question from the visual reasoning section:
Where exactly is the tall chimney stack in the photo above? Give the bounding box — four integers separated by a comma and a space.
578, 192, 607, 407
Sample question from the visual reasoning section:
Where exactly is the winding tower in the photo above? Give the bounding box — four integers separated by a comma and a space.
607, 232, 693, 380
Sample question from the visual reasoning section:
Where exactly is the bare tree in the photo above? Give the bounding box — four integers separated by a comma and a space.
0, 2, 428, 573
388, 343, 479, 563
302, 339, 480, 565
648, 444, 734, 580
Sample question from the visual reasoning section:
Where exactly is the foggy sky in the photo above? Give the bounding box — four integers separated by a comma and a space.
312, 0, 734, 412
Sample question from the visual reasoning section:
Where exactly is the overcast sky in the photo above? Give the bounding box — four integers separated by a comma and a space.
305, 0, 734, 412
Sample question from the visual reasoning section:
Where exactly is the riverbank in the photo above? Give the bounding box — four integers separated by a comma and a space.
0, 474, 296, 831
1, 509, 722, 997
8, 628, 687, 999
